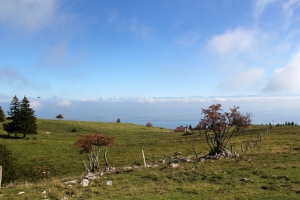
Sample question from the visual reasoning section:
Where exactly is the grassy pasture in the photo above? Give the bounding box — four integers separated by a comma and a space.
0, 119, 300, 199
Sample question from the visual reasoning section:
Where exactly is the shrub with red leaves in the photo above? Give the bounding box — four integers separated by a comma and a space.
75, 134, 115, 172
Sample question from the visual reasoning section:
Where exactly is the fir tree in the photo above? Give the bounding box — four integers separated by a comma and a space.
3, 95, 38, 138
19, 96, 38, 138
3, 95, 21, 137
0, 106, 5, 122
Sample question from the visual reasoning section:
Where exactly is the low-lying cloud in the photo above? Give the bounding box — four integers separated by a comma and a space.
263, 50, 300, 93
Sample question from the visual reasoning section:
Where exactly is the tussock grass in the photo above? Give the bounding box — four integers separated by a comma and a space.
0, 120, 300, 199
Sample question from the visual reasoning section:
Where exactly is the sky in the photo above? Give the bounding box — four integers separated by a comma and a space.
1, 0, 300, 127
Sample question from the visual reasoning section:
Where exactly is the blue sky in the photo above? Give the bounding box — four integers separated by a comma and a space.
1, 0, 300, 126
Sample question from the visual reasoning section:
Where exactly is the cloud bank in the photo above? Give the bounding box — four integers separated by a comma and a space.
263, 50, 300, 93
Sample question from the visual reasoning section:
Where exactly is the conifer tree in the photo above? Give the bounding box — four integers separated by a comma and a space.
3, 95, 38, 138
0, 106, 5, 122
3, 95, 21, 137
19, 96, 38, 138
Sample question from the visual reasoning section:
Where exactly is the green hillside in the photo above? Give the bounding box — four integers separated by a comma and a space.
0, 119, 300, 199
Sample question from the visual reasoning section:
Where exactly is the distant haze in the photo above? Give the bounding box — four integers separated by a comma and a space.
1, 95, 299, 129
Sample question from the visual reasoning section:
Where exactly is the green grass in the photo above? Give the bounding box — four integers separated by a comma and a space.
0, 120, 300, 199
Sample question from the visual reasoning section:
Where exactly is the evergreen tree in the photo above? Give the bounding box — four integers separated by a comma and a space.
3, 95, 21, 137
3, 95, 38, 138
0, 106, 5, 122
19, 96, 38, 138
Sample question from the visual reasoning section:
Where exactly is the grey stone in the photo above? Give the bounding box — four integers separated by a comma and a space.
106, 181, 112, 186
170, 163, 179, 168
80, 179, 89, 187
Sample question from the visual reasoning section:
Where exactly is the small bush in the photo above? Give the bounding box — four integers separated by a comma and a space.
56, 114, 64, 119
116, 118, 121, 123
146, 122, 153, 128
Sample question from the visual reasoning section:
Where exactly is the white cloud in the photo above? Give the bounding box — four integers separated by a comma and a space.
219, 67, 265, 91
30, 100, 43, 110
175, 31, 200, 47
207, 27, 258, 57
263, 50, 300, 93
55, 99, 72, 107
0, 0, 59, 32
254, 0, 278, 19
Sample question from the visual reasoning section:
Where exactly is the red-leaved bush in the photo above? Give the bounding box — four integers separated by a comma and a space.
75, 134, 115, 172
75, 134, 115, 154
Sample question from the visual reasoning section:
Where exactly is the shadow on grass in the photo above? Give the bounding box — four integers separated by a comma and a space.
0, 133, 23, 139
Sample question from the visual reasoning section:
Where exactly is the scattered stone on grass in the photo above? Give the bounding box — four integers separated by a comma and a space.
84, 172, 97, 180
64, 180, 77, 184
106, 181, 113, 186
80, 179, 89, 187
18, 191, 25, 194
204, 150, 239, 160
170, 163, 179, 168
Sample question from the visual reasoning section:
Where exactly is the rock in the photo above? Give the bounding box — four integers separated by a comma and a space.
123, 166, 132, 170
61, 196, 68, 200
199, 158, 205, 163
64, 180, 77, 184
106, 181, 113, 186
18, 191, 25, 194
170, 163, 179, 168
80, 179, 89, 187
84, 172, 97, 180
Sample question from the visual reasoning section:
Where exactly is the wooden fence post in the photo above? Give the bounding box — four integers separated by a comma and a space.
0, 165, 2, 188
142, 149, 147, 167
230, 143, 234, 153
192, 147, 198, 161
241, 145, 244, 153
